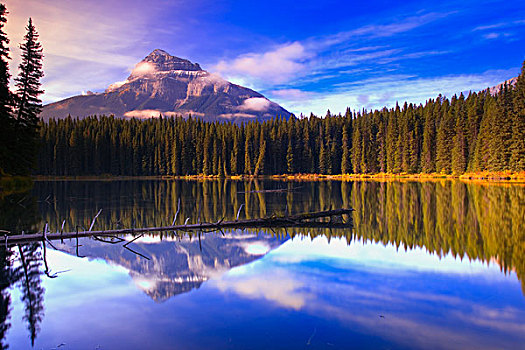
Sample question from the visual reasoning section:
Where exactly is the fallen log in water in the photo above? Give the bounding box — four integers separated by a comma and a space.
237, 186, 303, 194
2, 208, 354, 246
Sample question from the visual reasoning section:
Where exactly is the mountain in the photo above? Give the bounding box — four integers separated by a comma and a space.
490, 76, 518, 95
40, 49, 292, 123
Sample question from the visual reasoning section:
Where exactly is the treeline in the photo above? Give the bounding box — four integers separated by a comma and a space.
37, 62, 525, 176
0, 4, 45, 176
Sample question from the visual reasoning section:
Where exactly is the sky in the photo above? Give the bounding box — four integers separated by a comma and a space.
4, 0, 525, 115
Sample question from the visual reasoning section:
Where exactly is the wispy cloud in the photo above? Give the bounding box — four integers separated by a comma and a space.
306, 12, 454, 51
269, 68, 519, 115
214, 42, 310, 85
269, 89, 317, 101
4, 0, 169, 103
473, 19, 525, 31
212, 268, 311, 310
5, 0, 521, 111
211, 11, 455, 94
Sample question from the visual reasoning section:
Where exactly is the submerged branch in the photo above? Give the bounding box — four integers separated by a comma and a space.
3, 208, 354, 246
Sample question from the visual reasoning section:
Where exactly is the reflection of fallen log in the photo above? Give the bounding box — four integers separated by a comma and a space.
238, 186, 302, 194
3, 208, 354, 246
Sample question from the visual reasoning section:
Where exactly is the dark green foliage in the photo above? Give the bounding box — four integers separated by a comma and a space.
341, 124, 351, 174
0, 9, 44, 176
510, 62, 525, 171
36, 60, 525, 176
12, 18, 44, 175
0, 4, 14, 176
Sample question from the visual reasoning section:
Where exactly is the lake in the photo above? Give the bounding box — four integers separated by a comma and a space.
1, 179, 524, 349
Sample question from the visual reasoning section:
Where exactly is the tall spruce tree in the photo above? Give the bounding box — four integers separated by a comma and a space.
14, 18, 44, 175
510, 62, 525, 171
341, 124, 351, 174
0, 4, 13, 175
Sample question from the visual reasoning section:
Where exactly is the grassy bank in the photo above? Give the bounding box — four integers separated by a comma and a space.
31, 171, 525, 183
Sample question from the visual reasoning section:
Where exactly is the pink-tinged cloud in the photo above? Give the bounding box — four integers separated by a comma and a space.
219, 112, 257, 119
4, 0, 166, 104
130, 61, 157, 77
214, 42, 309, 84
238, 97, 271, 112
124, 110, 205, 118
270, 89, 316, 101
124, 110, 164, 119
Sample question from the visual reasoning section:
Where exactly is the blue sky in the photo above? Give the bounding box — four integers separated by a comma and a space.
5, 0, 525, 115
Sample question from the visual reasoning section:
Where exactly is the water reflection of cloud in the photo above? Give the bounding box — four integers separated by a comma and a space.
239, 241, 271, 255
271, 236, 510, 277
211, 236, 525, 349
454, 305, 525, 334
212, 269, 310, 310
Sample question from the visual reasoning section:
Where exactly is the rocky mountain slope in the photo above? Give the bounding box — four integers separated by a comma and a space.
40, 49, 292, 123
490, 76, 518, 95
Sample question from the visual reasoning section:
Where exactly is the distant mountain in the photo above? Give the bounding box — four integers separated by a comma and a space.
40, 49, 292, 123
490, 76, 518, 95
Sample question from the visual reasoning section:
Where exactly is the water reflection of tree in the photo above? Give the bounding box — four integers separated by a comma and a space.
32, 179, 525, 292
17, 244, 44, 347
0, 247, 14, 350
0, 189, 44, 348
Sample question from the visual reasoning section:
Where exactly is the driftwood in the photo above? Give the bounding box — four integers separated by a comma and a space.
3, 208, 354, 246
237, 186, 302, 194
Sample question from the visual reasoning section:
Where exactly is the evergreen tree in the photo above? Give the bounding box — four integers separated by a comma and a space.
351, 118, 362, 173
14, 18, 44, 175
244, 129, 252, 175
0, 4, 14, 175
286, 139, 294, 174
451, 96, 468, 174
435, 99, 454, 173
254, 130, 266, 176
341, 124, 351, 174
510, 62, 525, 171
421, 100, 436, 173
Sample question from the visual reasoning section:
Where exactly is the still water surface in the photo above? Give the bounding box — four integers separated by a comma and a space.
1, 179, 524, 349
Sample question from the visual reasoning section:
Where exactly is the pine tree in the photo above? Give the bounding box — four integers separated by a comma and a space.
13, 18, 44, 175
244, 129, 252, 175
385, 111, 398, 173
435, 100, 454, 174
488, 88, 512, 171
341, 124, 351, 174
510, 61, 525, 171
254, 130, 266, 176
0, 4, 14, 175
286, 139, 294, 174
351, 118, 362, 173
451, 95, 468, 174
230, 131, 240, 175
421, 100, 436, 173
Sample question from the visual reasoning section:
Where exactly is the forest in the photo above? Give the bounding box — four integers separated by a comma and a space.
37, 61, 525, 177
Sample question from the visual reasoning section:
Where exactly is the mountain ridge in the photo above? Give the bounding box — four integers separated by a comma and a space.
40, 49, 293, 123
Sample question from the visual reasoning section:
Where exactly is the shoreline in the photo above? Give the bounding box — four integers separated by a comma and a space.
25, 171, 525, 183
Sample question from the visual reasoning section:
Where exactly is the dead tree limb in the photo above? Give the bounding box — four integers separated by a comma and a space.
3, 208, 354, 246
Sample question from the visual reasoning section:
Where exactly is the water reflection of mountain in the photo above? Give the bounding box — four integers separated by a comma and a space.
69, 233, 286, 302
